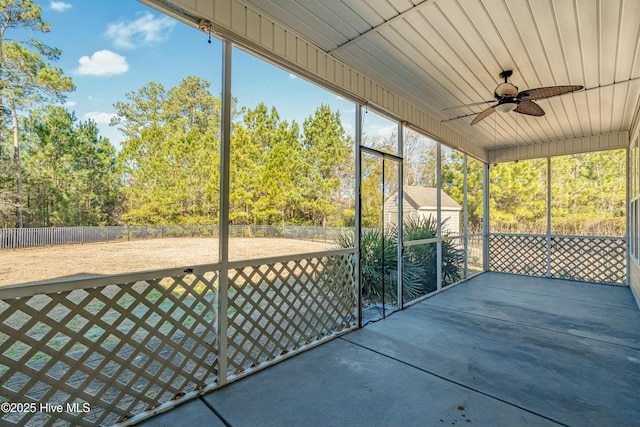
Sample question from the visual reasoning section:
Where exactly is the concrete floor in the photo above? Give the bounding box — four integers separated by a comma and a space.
135, 272, 640, 427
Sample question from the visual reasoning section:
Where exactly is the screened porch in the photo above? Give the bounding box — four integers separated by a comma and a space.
1, 0, 639, 426
138, 272, 640, 427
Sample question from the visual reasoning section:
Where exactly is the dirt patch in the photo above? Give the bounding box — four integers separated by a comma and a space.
0, 237, 335, 287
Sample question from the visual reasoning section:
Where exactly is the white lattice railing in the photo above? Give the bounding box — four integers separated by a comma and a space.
0, 249, 357, 426
226, 251, 357, 376
489, 234, 548, 277
489, 233, 626, 285
549, 236, 626, 285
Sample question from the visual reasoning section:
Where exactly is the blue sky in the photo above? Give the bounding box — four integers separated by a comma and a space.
31, 0, 395, 148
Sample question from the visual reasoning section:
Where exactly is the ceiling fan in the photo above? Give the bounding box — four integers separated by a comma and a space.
458, 70, 583, 125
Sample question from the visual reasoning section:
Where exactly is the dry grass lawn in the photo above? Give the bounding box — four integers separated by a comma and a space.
0, 237, 334, 287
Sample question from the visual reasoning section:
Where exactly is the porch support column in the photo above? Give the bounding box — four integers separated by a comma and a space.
397, 122, 404, 310
463, 154, 468, 278
547, 157, 552, 278
436, 142, 442, 290
626, 146, 631, 286
483, 163, 490, 272
218, 40, 232, 385
355, 105, 363, 327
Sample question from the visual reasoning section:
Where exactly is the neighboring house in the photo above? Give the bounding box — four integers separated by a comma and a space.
384, 186, 462, 235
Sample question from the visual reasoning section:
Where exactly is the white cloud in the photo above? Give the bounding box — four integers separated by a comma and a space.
289, 73, 298, 80
83, 111, 117, 124
50, 1, 72, 12
64, 100, 77, 108
77, 50, 129, 76
342, 123, 355, 139
373, 124, 397, 140
105, 12, 176, 49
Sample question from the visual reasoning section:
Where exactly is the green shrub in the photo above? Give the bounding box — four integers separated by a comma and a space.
403, 216, 463, 292
337, 216, 464, 304
336, 228, 421, 304
403, 216, 437, 293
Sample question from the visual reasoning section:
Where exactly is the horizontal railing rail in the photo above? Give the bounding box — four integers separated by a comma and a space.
0, 226, 351, 250
489, 233, 626, 285
0, 263, 222, 300
0, 248, 357, 426
403, 232, 480, 247
490, 232, 626, 241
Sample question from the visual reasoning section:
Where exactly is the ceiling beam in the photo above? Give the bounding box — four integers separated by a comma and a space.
138, 0, 201, 26
488, 131, 629, 163
328, 0, 436, 55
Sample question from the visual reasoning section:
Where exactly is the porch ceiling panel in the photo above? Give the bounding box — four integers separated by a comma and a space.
242, 0, 640, 155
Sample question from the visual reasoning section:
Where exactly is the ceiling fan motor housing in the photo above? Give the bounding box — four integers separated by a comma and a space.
495, 82, 518, 98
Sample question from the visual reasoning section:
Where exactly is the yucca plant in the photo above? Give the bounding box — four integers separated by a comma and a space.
337, 216, 464, 304
336, 227, 422, 305
404, 216, 464, 291
441, 237, 464, 286
403, 216, 438, 294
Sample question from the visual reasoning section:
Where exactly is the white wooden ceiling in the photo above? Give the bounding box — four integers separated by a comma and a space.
241, 0, 640, 152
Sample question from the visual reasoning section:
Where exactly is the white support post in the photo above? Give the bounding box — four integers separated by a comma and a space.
436, 142, 442, 290
483, 163, 490, 272
547, 157, 552, 278
463, 154, 468, 278
218, 41, 232, 385
355, 105, 363, 327
626, 146, 631, 286
397, 122, 404, 310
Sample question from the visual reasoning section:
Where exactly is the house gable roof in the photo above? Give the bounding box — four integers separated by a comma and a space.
403, 186, 461, 210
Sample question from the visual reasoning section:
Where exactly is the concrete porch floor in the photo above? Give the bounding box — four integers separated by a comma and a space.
135, 272, 640, 427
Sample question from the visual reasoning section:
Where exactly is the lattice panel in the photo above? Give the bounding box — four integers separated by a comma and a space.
0, 272, 218, 426
550, 237, 626, 285
227, 253, 356, 375
489, 235, 547, 276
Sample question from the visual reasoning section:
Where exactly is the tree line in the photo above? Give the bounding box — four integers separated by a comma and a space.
112, 76, 353, 227
1, 71, 356, 228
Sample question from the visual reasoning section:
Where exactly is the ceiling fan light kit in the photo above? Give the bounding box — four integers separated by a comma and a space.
495, 102, 517, 113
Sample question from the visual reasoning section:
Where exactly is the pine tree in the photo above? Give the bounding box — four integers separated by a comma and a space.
113, 77, 221, 225
22, 106, 117, 226
300, 104, 352, 226
0, 0, 74, 227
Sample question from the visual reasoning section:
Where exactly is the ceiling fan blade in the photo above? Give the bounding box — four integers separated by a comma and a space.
518, 85, 583, 100
470, 106, 496, 125
444, 100, 495, 111
514, 99, 545, 116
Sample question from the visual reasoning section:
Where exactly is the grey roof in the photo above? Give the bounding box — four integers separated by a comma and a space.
403, 186, 461, 210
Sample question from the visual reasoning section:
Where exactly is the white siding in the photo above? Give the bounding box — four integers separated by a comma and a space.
384, 197, 415, 226
418, 210, 460, 235
630, 259, 640, 310
488, 131, 628, 163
